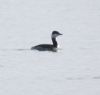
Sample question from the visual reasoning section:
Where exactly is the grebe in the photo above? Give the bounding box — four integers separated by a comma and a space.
31, 31, 62, 52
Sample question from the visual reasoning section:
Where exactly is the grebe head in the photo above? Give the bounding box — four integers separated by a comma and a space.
52, 31, 62, 38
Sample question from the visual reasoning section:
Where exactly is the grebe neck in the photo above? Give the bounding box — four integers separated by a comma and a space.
52, 37, 57, 47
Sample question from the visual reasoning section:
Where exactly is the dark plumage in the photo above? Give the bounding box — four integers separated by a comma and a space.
31, 31, 62, 52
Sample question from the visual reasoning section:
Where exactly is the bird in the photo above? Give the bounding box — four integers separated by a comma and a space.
31, 31, 62, 52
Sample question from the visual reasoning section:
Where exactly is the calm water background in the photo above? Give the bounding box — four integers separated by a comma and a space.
0, 0, 100, 95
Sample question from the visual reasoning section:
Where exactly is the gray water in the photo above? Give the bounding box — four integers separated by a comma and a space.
0, 0, 100, 95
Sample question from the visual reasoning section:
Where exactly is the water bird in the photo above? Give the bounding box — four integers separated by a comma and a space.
31, 31, 62, 52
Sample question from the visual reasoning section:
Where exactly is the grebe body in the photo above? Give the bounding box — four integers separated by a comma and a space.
31, 31, 62, 52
